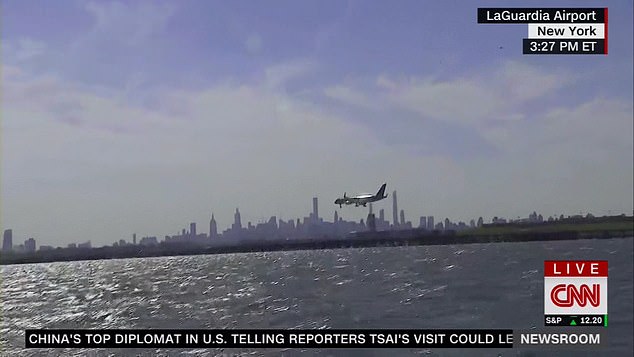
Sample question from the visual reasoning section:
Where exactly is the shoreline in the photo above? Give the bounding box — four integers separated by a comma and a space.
1, 228, 632, 266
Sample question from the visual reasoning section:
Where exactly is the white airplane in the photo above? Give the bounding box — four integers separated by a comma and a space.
334, 183, 388, 208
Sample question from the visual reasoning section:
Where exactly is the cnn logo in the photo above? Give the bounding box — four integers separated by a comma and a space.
544, 261, 607, 315
550, 283, 600, 307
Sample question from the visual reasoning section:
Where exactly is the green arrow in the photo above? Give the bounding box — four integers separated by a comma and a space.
570, 319, 577, 326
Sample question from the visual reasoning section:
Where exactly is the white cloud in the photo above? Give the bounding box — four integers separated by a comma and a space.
324, 85, 373, 109
326, 61, 575, 127
264, 60, 316, 90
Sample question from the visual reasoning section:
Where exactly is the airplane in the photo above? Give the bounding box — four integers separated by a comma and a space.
334, 183, 388, 208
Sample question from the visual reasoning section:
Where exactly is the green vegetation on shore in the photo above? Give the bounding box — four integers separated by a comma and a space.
458, 218, 634, 236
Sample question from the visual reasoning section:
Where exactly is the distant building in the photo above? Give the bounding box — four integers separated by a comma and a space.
268, 216, 278, 230
427, 216, 434, 230
190, 222, 197, 238
24, 238, 36, 253
419, 216, 427, 229
139, 236, 158, 246
313, 197, 319, 222
400, 209, 405, 226
392, 191, 398, 228
39, 245, 54, 251
133, 233, 137, 245
233, 208, 242, 230
379, 209, 385, 222
2, 229, 12, 252
78, 241, 91, 249
67, 243, 77, 249
367, 213, 376, 231
477, 217, 484, 227
334, 210, 338, 223
209, 214, 218, 238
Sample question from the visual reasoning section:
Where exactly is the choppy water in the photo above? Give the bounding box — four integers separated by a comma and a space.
2, 238, 632, 356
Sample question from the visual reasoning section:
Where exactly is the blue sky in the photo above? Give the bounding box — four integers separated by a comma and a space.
2, 1, 633, 246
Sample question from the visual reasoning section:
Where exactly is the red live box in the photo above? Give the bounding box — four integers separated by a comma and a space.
544, 260, 608, 277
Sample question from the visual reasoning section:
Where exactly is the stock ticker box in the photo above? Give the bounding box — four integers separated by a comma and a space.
544, 260, 608, 327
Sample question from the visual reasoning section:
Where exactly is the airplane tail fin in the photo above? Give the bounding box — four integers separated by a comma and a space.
376, 183, 387, 198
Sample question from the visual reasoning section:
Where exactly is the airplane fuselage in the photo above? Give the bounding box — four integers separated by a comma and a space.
334, 183, 388, 208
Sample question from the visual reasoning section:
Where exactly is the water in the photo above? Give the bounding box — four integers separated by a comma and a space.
2, 238, 632, 356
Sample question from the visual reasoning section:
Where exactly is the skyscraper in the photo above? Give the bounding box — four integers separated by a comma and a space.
133, 233, 137, 245
25, 238, 36, 253
334, 210, 338, 223
234, 208, 242, 230
312, 197, 319, 222
400, 209, 405, 226
2, 229, 12, 252
367, 213, 376, 231
209, 214, 218, 238
190, 222, 197, 238
369, 203, 373, 215
419, 216, 427, 229
392, 190, 398, 228
427, 216, 434, 230
379, 209, 385, 222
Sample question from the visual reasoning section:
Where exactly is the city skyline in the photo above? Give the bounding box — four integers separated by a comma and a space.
2, 190, 619, 251
2, 1, 633, 247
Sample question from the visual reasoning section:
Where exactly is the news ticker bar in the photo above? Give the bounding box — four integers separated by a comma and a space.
25, 329, 607, 349
478, 8, 608, 55
545, 315, 607, 327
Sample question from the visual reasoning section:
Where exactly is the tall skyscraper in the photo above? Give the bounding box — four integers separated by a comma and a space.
400, 209, 405, 226
312, 197, 319, 222
132, 233, 137, 245
334, 210, 338, 223
2, 229, 12, 252
367, 213, 376, 231
209, 214, 218, 238
392, 191, 398, 227
427, 216, 434, 230
234, 208, 242, 230
379, 209, 385, 222
190, 222, 197, 237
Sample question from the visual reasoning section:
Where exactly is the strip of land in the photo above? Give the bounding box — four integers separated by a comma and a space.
1, 217, 632, 265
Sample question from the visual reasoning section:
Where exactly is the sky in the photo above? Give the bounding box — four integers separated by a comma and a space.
2, 0, 633, 247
